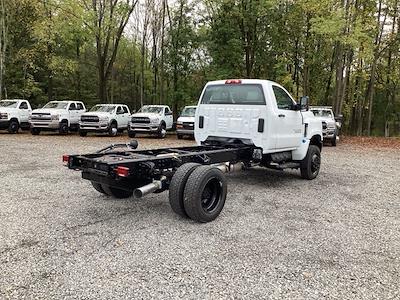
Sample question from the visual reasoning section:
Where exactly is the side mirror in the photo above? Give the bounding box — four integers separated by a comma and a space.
299, 96, 309, 111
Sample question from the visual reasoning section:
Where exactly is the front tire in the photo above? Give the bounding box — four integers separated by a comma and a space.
169, 163, 200, 218
102, 185, 133, 199
8, 120, 19, 134
128, 131, 136, 138
59, 121, 69, 135
183, 166, 227, 223
300, 145, 321, 180
31, 128, 40, 135
158, 123, 166, 139
331, 134, 337, 146
79, 130, 87, 137
108, 122, 118, 136
177, 134, 183, 140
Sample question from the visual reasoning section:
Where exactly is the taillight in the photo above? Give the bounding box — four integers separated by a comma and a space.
225, 79, 242, 84
62, 155, 69, 165
116, 166, 130, 177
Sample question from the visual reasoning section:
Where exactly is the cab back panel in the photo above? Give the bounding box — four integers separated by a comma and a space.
195, 104, 267, 147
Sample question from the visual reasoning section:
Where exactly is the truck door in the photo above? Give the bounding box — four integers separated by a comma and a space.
122, 106, 130, 128
116, 106, 125, 128
271, 85, 303, 149
18, 101, 30, 123
68, 103, 78, 124
165, 107, 173, 129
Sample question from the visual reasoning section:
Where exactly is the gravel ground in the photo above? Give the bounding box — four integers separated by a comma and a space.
0, 132, 399, 299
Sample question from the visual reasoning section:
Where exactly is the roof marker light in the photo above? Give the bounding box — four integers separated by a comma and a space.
225, 79, 242, 84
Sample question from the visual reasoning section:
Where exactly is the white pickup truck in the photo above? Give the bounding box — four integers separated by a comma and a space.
0, 99, 32, 133
176, 105, 196, 139
30, 101, 86, 135
310, 106, 341, 146
79, 104, 131, 137
65, 79, 323, 223
128, 105, 173, 138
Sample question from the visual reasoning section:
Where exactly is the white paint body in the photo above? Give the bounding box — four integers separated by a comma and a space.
30, 101, 86, 129
195, 79, 322, 161
0, 99, 32, 125
80, 104, 131, 131
129, 105, 174, 134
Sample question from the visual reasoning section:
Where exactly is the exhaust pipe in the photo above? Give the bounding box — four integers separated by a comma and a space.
134, 177, 166, 198
216, 162, 244, 173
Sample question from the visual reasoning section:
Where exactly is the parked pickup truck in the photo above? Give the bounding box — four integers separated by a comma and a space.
176, 105, 196, 139
310, 106, 342, 146
64, 79, 322, 223
128, 105, 173, 138
30, 101, 86, 135
0, 99, 32, 133
79, 104, 131, 137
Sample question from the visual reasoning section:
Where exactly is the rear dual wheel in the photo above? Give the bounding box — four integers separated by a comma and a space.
169, 164, 227, 223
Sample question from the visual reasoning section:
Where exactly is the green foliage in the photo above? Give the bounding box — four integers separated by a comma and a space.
1, 0, 399, 135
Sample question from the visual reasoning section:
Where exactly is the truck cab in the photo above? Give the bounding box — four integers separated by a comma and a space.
195, 79, 322, 162
128, 105, 173, 138
30, 101, 86, 135
0, 99, 32, 133
79, 104, 131, 137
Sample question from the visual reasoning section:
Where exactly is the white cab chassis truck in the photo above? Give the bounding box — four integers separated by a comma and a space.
65, 79, 322, 223
0, 99, 32, 133
128, 105, 173, 138
79, 104, 131, 137
30, 101, 86, 135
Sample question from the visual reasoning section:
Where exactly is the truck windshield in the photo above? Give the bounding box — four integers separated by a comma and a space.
90, 105, 116, 113
181, 107, 196, 117
138, 106, 163, 114
201, 84, 265, 105
43, 102, 68, 109
0, 100, 18, 108
312, 110, 333, 118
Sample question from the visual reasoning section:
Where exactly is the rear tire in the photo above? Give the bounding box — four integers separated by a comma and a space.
8, 120, 19, 134
79, 130, 87, 137
183, 166, 227, 223
169, 163, 200, 218
128, 131, 136, 138
91, 181, 106, 194
177, 134, 183, 140
300, 145, 321, 180
102, 185, 133, 199
31, 128, 40, 135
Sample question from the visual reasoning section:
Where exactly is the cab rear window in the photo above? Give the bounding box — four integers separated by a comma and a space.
201, 84, 265, 105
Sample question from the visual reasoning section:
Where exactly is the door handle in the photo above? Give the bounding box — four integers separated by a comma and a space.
278, 114, 285, 118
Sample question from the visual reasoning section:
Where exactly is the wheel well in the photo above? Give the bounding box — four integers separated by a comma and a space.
60, 119, 68, 125
310, 135, 322, 151
110, 119, 117, 126
9, 117, 19, 124
160, 121, 166, 127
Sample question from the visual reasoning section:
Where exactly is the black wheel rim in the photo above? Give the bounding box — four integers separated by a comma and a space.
311, 153, 321, 175
201, 178, 222, 213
